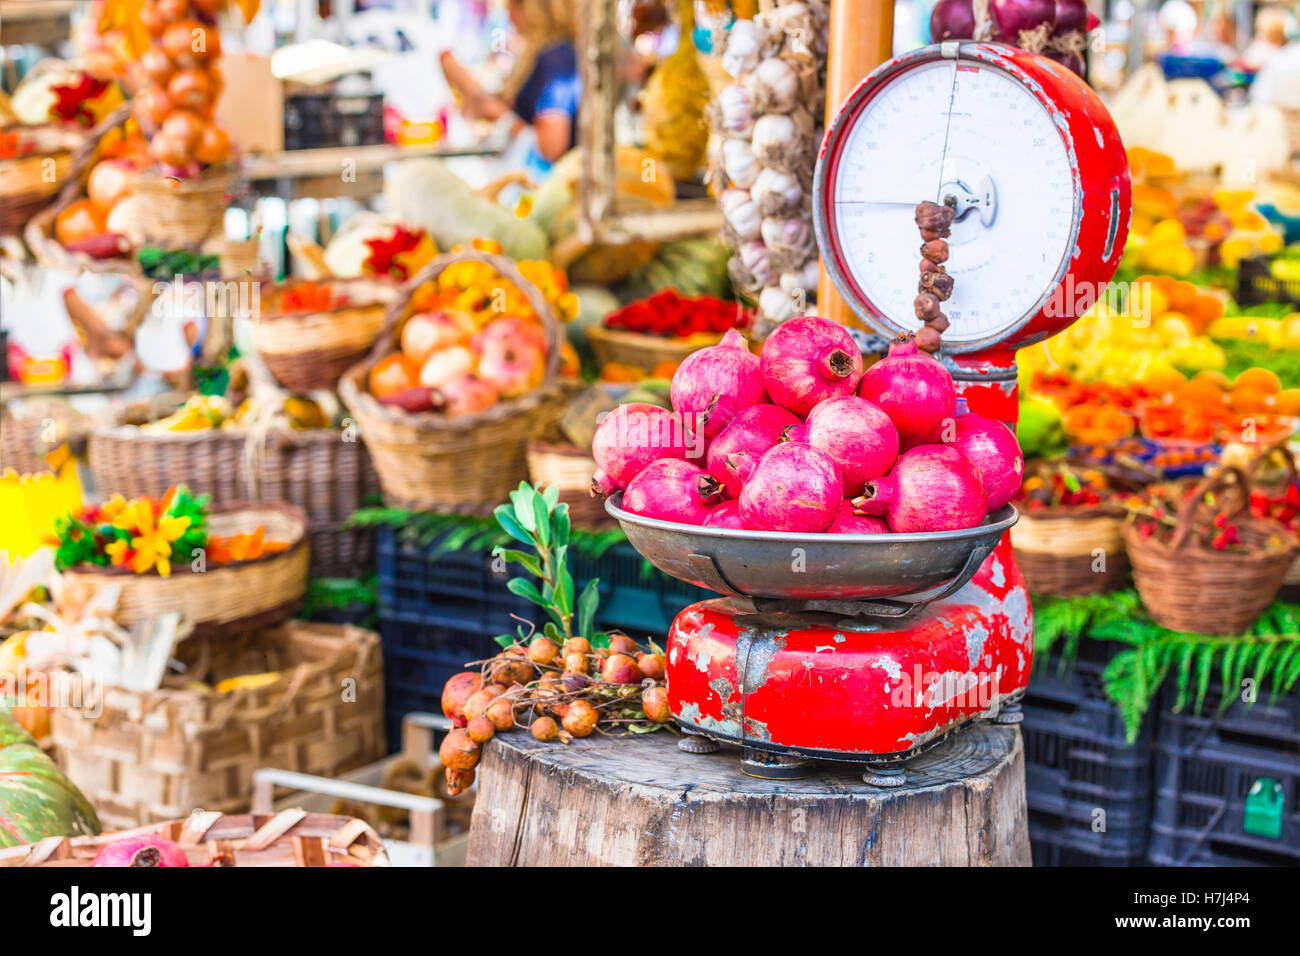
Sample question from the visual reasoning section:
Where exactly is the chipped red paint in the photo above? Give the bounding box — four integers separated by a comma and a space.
667, 537, 1033, 757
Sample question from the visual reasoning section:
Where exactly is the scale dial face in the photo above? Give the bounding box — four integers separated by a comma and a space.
815, 43, 1131, 354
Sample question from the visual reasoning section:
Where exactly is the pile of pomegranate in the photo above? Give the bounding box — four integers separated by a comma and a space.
591, 319, 1023, 534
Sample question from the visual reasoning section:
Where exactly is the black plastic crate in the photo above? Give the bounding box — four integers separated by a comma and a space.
1148, 683, 1300, 866
1236, 255, 1300, 309
378, 616, 501, 748
1022, 640, 1155, 866
571, 542, 714, 638
284, 91, 384, 151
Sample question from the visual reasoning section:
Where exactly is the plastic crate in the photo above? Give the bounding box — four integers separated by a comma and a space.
284, 91, 385, 151
571, 542, 715, 638
1148, 682, 1300, 866
1021, 639, 1155, 865
1236, 256, 1300, 309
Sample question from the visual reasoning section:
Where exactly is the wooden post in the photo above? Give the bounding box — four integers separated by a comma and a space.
818, 0, 895, 329
467, 723, 1031, 866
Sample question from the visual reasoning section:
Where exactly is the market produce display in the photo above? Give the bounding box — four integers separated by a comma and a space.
930, 0, 1097, 75
591, 317, 1022, 534
0, 708, 100, 849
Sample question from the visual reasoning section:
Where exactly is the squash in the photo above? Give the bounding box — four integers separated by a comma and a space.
0, 707, 100, 848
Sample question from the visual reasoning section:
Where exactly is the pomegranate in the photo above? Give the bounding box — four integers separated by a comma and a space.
853, 445, 987, 532
441, 671, 482, 727
784, 395, 898, 495
418, 345, 475, 389
857, 338, 956, 449
562, 637, 592, 656
439, 728, 481, 772
703, 499, 745, 529
622, 459, 721, 525
531, 716, 559, 741
706, 404, 801, 498
607, 634, 639, 656
444, 768, 475, 794
91, 835, 189, 867
670, 329, 767, 440
527, 636, 559, 665
601, 653, 642, 684
402, 310, 475, 364
590, 402, 699, 492
466, 715, 496, 743
474, 316, 547, 355
759, 316, 863, 417
478, 338, 545, 398
642, 686, 671, 723
564, 652, 589, 674
948, 413, 1024, 512
430, 373, 499, 416
828, 500, 890, 535
562, 699, 599, 738
463, 688, 496, 722
637, 652, 666, 680
739, 443, 843, 532
485, 697, 516, 731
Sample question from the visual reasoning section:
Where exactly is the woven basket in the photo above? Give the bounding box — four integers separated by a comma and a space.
527, 439, 615, 530
0, 811, 389, 867
87, 423, 380, 578
0, 398, 88, 476
117, 165, 235, 247
586, 325, 721, 370
61, 502, 309, 635
1010, 505, 1130, 596
0, 123, 82, 236
1123, 467, 1298, 635
46, 620, 385, 832
253, 279, 394, 394
1241, 445, 1300, 587
339, 249, 571, 514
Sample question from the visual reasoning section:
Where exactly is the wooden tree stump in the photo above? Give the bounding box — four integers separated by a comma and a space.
467, 723, 1030, 866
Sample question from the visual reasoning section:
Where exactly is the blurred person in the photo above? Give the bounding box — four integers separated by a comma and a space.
1239, 4, 1294, 71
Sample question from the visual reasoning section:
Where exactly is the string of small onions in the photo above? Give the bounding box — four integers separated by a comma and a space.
708, 0, 828, 334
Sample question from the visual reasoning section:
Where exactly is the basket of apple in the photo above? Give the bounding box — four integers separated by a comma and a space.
339, 248, 578, 513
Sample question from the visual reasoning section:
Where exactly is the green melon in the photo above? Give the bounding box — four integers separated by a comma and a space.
0, 707, 100, 849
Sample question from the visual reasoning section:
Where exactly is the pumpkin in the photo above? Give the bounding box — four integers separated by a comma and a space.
0, 707, 100, 848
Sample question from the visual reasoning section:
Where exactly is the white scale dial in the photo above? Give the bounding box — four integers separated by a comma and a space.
830, 59, 1077, 343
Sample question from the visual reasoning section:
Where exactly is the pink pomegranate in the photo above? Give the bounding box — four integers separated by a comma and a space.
948, 413, 1024, 512
477, 338, 545, 397
418, 345, 476, 388
91, 834, 189, 867
590, 402, 699, 493
853, 445, 987, 533
703, 499, 745, 529
828, 500, 889, 535
670, 329, 767, 440
739, 443, 843, 532
622, 459, 721, 525
474, 315, 547, 355
402, 309, 475, 364
759, 316, 863, 417
431, 373, 500, 416
857, 337, 957, 449
706, 404, 801, 498
784, 395, 898, 496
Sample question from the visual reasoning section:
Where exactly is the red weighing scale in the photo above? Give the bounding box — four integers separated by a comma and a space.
607, 41, 1131, 782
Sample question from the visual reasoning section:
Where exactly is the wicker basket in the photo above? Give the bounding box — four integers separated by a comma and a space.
1241, 445, 1300, 588
47, 620, 385, 832
1010, 505, 1130, 596
586, 325, 721, 371
0, 811, 390, 867
61, 502, 309, 635
527, 438, 615, 530
0, 398, 88, 476
118, 165, 235, 247
0, 122, 82, 236
339, 249, 571, 514
87, 423, 380, 578
253, 279, 394, 394
1123, 467, 1298, 635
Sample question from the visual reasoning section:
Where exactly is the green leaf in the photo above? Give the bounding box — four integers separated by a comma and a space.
494, 505, 533, 546
552, 501, 571, 548
494, 634, 515, 648
506, 577, 548, 608
510, 486, 538, 533
542, 484, 560, 509
577, 578, 600, 639
493, 547, 543, 578
532, 492, 551, 548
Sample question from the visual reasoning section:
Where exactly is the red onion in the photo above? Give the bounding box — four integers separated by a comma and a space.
739, 443, 843, 532
1053, 0, 1087, 34
853, 445, 987, 533
930, 0, 977, 41
784, 395, 899, 496
948, 413, 1024, 512
759, 316, 864, 417
857, 338, 957, 450
1044, 48, 1086, 77
91, 834, 189, 867
670, 329, 768, 441
591, 402, 699, 493
623, 459, 721, 525
991, 0, 1056, 39
706, 403, 801, 498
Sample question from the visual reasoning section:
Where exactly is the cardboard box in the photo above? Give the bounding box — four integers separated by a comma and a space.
216, 53, 283, 155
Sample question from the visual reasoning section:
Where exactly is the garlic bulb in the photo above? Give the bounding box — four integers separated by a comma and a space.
750, 168, 803, 213
751, 113, 801, 167
720, 188, 761, 241
722, 20, 764, 78
721, 137, 759, 189
715, 84, 755, 138
748, 57, 799, 113
760, 215, 811, 253
797, 258, 821, 290
759, 285, 799, 322
738, 241, 777, 287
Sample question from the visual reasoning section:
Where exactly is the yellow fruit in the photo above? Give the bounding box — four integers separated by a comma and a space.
642, 0, 710, 182
1147, 219, 1187, 245
1279, 315, 1300, 350
1258, 232, 1283, 254
1234, 367, 1282, 395
214, 671, 283, 694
